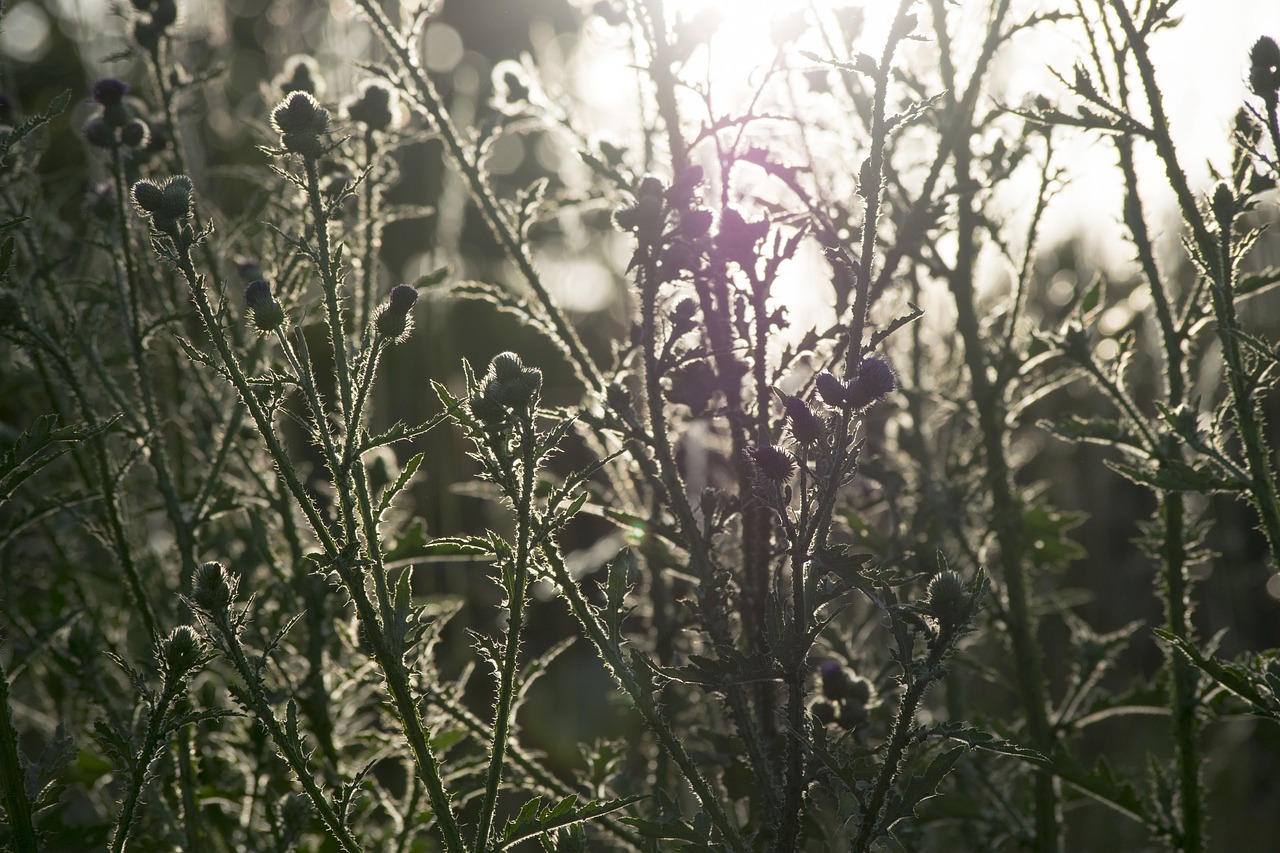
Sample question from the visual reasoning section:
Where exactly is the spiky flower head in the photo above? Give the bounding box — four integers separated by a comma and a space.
272, 91, 329, 158
344, 80, 401, 132
92, 78, 130, 107
745, 443, 795, 482
1249, 36, 1280, 101
161, 625, 203, 679
845, 356, 896, 409
191, 561, 236, 616
814, 370, 847, 408
925, 570, 970, 630
783, 394, 823, 444
375, 283, 418, 343
244, 279, 285, 333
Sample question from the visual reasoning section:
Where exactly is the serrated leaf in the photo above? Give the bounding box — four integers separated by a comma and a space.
378, 451, 425, 517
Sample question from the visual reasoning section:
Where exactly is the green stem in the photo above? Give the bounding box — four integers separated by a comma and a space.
474, 413, 537, 852
1159, 490, 1203, 852
0, 646, 37, 853
952, 117, 1060, 853
213, 620, 361, 853
541, 545, 748, 852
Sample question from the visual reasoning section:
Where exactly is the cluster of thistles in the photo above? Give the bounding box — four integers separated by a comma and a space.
746, 355, 896, 485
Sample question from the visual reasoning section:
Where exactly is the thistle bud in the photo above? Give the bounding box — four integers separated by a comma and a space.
161, 625, 203, 679
120, 119, 150, 149
83, 117, 116, 148
244, 279, 285, 332
376, 283, 418, 342
845, 356, 895, 409
470, 380, 509, 425
192, 561, 235, 616
158, 175, 193, 221
818, 660, 856, 700
272, 91, 330, 158
490, 351, 525, 382
809, 699, 836, 726
1249, 36, 1280, 102
745, 443, 795, 482
344, 80, 400, 132
1212, 182, 1234, 232
276, 55, 325, 98
925, 570, 970, 629
783, 394, 823, 444
814, 370, 848, 408
91, 77, 130, 108
131, 179, 164, 213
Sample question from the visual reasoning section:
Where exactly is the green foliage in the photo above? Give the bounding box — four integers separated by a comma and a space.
1, 1, 1279, 851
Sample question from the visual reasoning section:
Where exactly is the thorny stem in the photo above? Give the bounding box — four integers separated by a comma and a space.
354, 0, 603, 393
211, 619, 362, 853
111, 147, 199, 594
951, 85, 1061, 853
540, 544, 749, 852
847, 0, 917, 369
0, 647, 37, 853
109, 671, 186, 853
474, 413, 537, 852
303, 157, 356, 424
852, 632, 953, 851
1110, 0, 1280, 570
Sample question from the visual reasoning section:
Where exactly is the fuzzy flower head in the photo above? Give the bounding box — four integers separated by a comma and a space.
244, 279, 285, 333
375, 283, 419, 343
344, 80, 403, 133
782, 394, 823, 444
271, 91, 330, 158
132, 175, 193, 233
274, 54, 326, 99
745, 443, 795, 483
845, 356, 896, 410
92, 77, 130, 108
1249, 36, 1280, 102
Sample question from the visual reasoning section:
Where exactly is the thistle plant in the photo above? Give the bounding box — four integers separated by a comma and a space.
2, 0, 1280, 851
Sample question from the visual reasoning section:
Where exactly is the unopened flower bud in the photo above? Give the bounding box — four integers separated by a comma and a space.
344, 80, 400, 132
244, 279, 285, 332
192, 561, 235, 615
131, 179, 164, 213
161, 625, 203, 678
745, 443, 795, 482
490, 351, 525, 382
926, 570, 970, 629
376, 283, 418, 342
820, 660, 855, 700
815, 370, 848, 408
783, 394, 823, 444
1249, 36, 1280, 102
471, 380, 509, 424
83, 117, 116, 148
272, 91, 329, 158
120, 119, 150, 149
92, 77, 130, 108
845, 356, 895, 409
276, 55, 325, 98
158, 175, 193, 221
1212, 182, 1234, 232
809, 699, 836, 726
